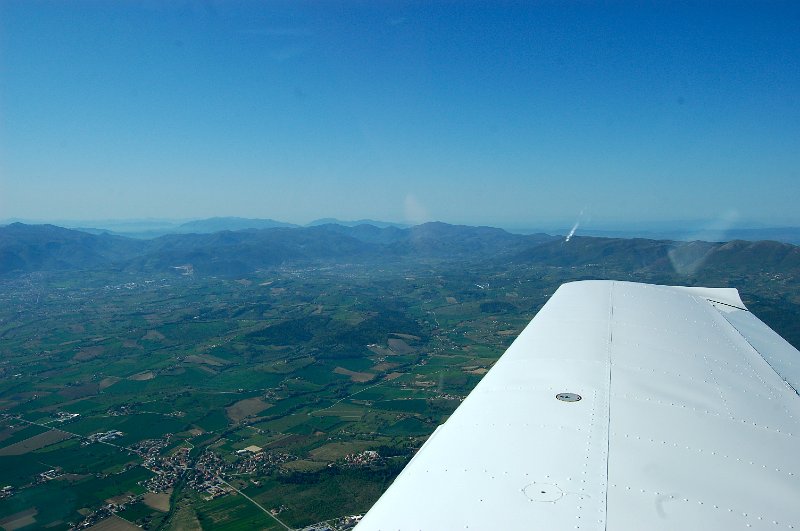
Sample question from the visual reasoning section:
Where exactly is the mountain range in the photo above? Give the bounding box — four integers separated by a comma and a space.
10, 216, 800, 244
1, 221, 799, 279
12, 217, 409, 239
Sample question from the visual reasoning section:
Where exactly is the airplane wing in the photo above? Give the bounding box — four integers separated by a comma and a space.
355, 280, 800, 530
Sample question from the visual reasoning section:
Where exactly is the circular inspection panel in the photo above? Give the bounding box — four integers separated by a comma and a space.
523, 482, 564, 502
556, 392, 582, 402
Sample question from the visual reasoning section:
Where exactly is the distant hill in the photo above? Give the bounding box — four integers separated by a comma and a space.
386, 222, 554, 258
177, 217, 298, 233
703, 239, 800, 271
718, 228, 800, 246
313, 223, 409, 244
0, 223, 145, 275
307, 218, 409, 229
129, 226, 377, 276
19, 217, 299, 239
1, 222, 798, 279
570, 227, 800, 245
512, 236, 800, 276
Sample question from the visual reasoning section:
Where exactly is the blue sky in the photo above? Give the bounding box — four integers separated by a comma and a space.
1, 1, 798, 230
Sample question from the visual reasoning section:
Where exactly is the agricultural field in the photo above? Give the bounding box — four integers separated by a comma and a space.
0, 254, 798, 530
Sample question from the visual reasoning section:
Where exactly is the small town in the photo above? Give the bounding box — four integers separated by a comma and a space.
63, 431, 380, 530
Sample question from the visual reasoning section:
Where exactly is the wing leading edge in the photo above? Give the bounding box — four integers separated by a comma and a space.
355, 280, 800, 530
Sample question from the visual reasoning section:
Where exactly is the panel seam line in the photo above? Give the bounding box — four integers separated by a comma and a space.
604, 281, 614, 530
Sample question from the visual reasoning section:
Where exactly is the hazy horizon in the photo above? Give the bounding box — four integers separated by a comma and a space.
2, 2, 798, 227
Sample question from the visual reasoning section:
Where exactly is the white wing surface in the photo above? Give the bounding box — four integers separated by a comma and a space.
355, 280, 800, 530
